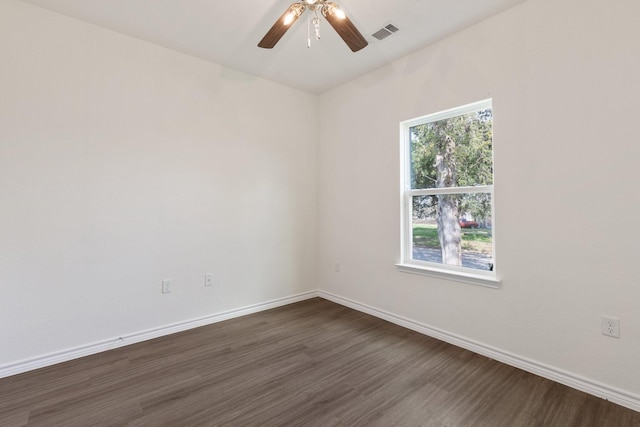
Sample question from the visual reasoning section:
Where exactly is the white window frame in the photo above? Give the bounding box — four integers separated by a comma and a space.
396, 99, 500, 288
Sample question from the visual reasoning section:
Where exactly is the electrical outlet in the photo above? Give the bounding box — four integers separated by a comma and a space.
162, 279, 171, 294
602, 316, 620, 338
205, 273, 213, 287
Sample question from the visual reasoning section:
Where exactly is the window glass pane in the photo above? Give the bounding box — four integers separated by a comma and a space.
410, 108, 493, 190
412, 194, 493, 271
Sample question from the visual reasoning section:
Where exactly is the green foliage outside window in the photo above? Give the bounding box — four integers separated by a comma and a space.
407, 106, 494, 269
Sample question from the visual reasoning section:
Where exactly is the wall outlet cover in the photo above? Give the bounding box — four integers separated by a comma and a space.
162, 279, 171, 294
602, 316, 620, 338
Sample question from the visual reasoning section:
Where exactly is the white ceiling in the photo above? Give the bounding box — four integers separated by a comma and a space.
20, 0, 527, 94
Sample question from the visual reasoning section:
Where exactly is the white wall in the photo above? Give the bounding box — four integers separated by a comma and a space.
0, 1, 317, 366
318, 0, 640, 400
3, 0, 640, 408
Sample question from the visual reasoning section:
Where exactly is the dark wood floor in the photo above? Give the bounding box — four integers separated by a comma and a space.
1, 298, 639, 426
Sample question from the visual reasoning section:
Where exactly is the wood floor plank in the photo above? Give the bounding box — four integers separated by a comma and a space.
1, 298, 639, 426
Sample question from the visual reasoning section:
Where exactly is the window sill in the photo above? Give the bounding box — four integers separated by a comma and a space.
395, 263, 501, 289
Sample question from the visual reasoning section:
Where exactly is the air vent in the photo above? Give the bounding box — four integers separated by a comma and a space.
372, 24, 400, 41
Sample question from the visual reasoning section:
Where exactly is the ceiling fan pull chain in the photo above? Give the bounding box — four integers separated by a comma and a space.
307, 13, 311, 48
313, 10, 321, 40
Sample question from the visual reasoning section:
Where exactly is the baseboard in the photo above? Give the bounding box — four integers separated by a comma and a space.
318, 290, 640, 413
0, 290, 319, 380
4, 289, 639, 413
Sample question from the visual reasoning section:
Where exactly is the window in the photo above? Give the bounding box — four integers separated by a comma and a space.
398, 99, 498, 287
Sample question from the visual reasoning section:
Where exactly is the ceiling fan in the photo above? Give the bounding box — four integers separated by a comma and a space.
258, 1, 368, 52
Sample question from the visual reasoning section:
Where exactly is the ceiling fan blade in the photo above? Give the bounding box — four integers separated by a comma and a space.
258, 3, 306, 49
322, 3, 368, 52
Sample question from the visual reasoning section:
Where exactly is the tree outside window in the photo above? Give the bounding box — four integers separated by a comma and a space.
401, 99, 494, 275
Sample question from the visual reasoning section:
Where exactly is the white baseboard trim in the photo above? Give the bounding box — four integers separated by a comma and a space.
0, 290, 319, 380
318, 290, 640, 413
4, 289, 639, 413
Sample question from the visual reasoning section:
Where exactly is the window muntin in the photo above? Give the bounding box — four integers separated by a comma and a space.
401, 99, 495, 278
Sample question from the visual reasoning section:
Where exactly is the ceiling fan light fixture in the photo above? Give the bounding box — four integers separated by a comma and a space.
322, 2, 344, 19
284, 4, 306, 26
283, 12, 296, 25
325, 3, 346, 20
